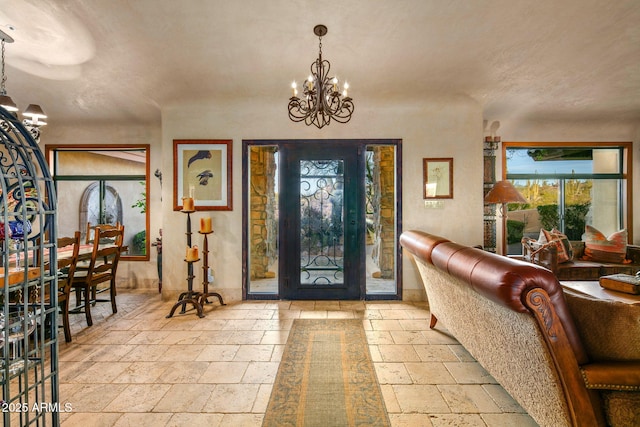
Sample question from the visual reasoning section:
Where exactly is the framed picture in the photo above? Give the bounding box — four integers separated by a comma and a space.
173, 139, 232, 211
423, 158, 453, 199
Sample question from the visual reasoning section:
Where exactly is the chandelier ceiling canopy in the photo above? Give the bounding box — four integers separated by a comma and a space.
287, 25, 354, 129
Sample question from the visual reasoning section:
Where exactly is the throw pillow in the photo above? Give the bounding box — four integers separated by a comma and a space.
583, 225, 628, 263
539, 228, 573, 263
550, 228, 574, 261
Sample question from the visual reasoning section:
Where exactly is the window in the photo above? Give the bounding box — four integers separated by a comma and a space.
503, 142, 632, 255
46, 145, 150, 260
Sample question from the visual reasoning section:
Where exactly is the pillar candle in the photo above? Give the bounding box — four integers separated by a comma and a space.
200, 217, 212, 233
182, 197, 194, 211
186, 245, 199, 261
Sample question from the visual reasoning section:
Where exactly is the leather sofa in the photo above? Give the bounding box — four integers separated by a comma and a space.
400, 230, 640, 427
521, 239, 640, 280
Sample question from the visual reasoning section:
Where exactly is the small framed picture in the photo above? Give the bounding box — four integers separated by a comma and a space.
423, 158, 453, 199
173, 139, 232, 211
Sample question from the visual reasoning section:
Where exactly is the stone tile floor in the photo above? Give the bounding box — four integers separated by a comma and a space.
57, 290, 538, 426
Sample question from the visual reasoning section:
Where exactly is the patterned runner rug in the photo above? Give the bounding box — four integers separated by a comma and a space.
263, 319, 390, 427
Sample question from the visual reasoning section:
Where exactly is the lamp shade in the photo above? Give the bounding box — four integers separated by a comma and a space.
0, 94, 18, 112
23, 104, 47, 119
484, 180, 526, 204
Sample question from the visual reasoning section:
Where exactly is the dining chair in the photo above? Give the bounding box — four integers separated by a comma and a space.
71, 226, 124, 327
56, 231, 81, 342
85, 221, 122, 245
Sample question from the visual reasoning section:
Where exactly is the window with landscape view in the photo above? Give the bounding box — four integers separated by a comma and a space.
503, 142, 632, 256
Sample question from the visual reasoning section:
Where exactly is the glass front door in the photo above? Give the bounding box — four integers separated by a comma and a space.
244, 139, 401, 300
280, 143, 363, 299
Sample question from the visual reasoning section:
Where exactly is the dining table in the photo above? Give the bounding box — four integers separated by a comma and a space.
1, 242, 127, 289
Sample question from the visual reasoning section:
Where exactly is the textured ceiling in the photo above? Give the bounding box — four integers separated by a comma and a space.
1, 0, 639, 126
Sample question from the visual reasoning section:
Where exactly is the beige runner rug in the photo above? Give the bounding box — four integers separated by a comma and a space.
263, 319, 390, 427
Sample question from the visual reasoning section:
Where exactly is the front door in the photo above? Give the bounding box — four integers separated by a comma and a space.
280, 143, 364, 299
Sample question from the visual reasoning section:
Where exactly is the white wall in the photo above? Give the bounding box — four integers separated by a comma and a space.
161, 96, 484, 302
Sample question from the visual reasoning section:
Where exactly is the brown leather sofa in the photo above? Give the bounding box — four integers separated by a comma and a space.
400, 230, 640, 427
521, 239, 640, 280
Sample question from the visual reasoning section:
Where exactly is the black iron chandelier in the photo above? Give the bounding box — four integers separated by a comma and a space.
288, 25, 354, 129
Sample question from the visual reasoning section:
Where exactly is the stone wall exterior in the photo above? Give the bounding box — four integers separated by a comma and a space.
249, 146, 277, 279
371, 146, 395, 279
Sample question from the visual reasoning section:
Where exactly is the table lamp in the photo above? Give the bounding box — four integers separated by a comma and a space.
484, 180, 526, 255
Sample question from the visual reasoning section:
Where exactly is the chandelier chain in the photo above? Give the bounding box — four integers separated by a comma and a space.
1, 39, 6, 95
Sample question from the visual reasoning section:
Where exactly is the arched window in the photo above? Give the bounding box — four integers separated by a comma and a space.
79, 182, 123, 241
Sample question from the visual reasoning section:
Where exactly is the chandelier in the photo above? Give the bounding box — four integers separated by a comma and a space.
1, 29, 47, 142
288, 25, 354, 129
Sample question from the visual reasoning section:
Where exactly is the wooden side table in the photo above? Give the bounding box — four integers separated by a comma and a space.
560, 280, 640, 305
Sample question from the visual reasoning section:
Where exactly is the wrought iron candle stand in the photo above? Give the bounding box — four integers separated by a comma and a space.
198, 229, 225, 308
166, 210, 204, 318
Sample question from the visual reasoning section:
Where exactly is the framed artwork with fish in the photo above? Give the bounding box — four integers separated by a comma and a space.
173, 139, 232, 211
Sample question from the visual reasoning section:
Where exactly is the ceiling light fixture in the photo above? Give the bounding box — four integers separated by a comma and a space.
1, 29, 47, 142
288, 25, 354, 129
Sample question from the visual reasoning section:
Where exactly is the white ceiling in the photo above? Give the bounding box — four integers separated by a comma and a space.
1, 0, 639, 127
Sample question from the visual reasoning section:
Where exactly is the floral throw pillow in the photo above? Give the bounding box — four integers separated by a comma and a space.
583, 225, 628, 263
539, 228, 573, 263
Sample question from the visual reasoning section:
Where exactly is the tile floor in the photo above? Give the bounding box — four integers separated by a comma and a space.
58, 290, 538, 426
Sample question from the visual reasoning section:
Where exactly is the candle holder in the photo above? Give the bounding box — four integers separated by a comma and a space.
199, 229, 225, 308
166, 210, 204, 318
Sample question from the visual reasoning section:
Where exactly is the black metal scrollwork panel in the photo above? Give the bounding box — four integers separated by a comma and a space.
0, 110, 53, 248
299, 160, 344, 285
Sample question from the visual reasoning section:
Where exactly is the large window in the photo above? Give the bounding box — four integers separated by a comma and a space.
46, 145, 150, 260
504, 142, 632, 255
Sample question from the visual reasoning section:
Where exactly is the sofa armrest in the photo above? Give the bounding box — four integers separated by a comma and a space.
581, 361, 640, 391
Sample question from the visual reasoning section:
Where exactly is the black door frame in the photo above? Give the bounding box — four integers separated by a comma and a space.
242, 139, 403, 301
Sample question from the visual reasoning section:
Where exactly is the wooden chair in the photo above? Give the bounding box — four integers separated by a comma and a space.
85, 221, 122, 244
71, 226, 124, 327
56, 231, 81, 342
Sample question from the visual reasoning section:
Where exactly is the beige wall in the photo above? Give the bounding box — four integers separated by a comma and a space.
161, 96, 484, 302
41, 103, 639, 302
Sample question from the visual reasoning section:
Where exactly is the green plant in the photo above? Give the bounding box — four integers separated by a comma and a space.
536, 203, 590, 240
564, 203, 590, 240
132, 230, 146, 255
537, 204, 559, 230
507, 220, 525, 244
131, 181, 146, 214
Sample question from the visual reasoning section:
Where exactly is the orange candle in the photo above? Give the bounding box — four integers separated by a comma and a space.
200, 217, 212, 233
182, 197, 194, 211
186, 245, 199, 261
